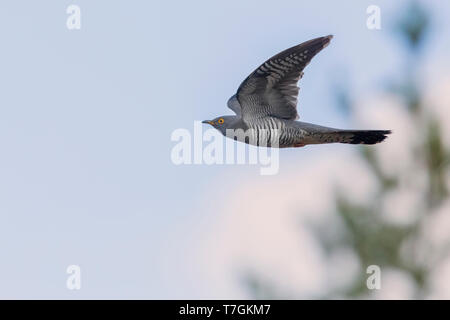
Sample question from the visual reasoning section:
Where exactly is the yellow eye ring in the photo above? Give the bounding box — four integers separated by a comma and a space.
218, 118, 224, 124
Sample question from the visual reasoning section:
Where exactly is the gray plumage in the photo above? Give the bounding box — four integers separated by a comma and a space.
203, 35, 391, 148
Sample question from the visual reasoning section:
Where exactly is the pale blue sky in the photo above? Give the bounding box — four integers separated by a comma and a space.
0, 0, 448, 298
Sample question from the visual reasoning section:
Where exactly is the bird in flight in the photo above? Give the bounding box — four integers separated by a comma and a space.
203, 35, 391, 148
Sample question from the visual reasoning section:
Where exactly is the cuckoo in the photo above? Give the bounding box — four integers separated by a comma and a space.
202, 35, 391, 148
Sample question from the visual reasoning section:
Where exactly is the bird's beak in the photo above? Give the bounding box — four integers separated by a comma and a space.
202, 120, 214, 125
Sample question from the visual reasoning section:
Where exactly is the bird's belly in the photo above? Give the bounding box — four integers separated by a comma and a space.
278, 127, 309, 148
226, 118, 307, 148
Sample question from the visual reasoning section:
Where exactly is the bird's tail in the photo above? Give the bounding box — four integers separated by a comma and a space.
331, 130, 392, 145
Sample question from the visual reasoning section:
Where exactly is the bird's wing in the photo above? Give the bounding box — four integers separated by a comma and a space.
236, 35, 333, 121
227, 94, 241, 117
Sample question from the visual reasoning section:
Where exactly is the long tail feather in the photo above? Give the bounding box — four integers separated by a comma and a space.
343, 130, 392, 145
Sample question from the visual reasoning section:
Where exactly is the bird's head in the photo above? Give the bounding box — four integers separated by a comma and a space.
202, 116, 236, 135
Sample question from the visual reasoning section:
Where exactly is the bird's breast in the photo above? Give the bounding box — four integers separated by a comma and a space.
233, 117, 287, 147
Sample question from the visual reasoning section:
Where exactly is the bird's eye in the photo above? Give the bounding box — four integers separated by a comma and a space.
218, 118, 224, 124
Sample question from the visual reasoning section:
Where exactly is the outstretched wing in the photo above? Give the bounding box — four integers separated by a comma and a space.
235, 35, 333, 121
